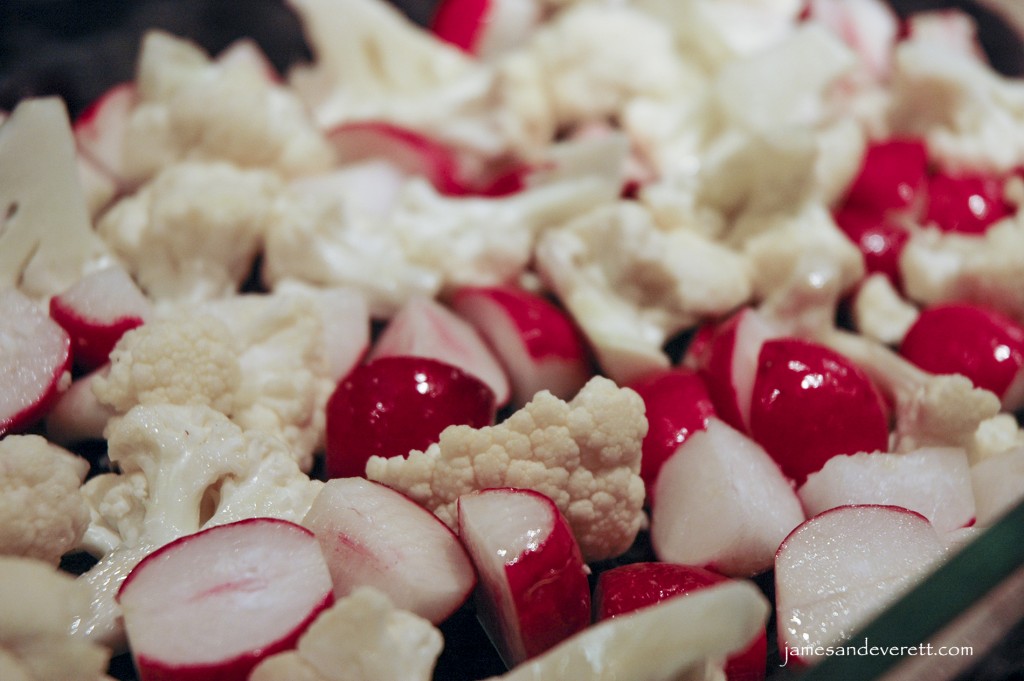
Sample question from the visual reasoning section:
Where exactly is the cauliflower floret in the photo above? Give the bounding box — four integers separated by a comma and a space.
75, 403, 323, 648
851, 273, 920, 346
250, 587, 443, 681
121, 31, 334, 184
0, 556, 112, 681
970, 413, 1024, 464
821, 330, 1001, 453
535, 202, 752, 383
0, 435, 90, 565
97, 160, 282, 302
367, 376, 647, 562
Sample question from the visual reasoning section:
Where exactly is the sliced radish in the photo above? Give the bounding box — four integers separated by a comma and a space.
73, 82, 136, 183
49, 265, 150, 372
798, 447, 976, 533
324, 355, 496, 479
625, 367, 716, 504
369, 295, 511, 406
775, 505, 948, 665
0, 288, 72, 437
301, 478, 476, 624
593, 562, 767, 681
45, 367, 117, 446
650, 418, 805, 577
117, 518, 334, 681
451, 286, 593, 407
430, 0, 541, 60
692, 307, 781, 433
457, 488, 591, 667
899, 302, 1024, 411
749, 337, 890, 485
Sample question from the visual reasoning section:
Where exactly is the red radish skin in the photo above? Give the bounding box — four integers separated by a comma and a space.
841, 138, 928, 214
324, 356, 496, 479
49, 265, 149, 371
117, 518, 334, 681
431, 0, 491, 53
833, 205, 910, 290
0, 288, 72, 437
301, 478, 476, 623
594, 562, 767, 681
899, 302, 1024, 409
924, 171, 1013, 235
749, 338, 890, 485
73, 82, 135, 181
458, 488, 591, 667
451, 286, 593, 406
626, 367, 716, 504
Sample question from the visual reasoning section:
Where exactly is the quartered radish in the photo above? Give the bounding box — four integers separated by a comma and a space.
369, 295, 511, 406
301, 477, 476, 624
650, 418, 805, 577
451, 286, 593, 407
775, 505, 948, 666
594, 562, 767, 681
49, 264, 150, 372
324, 355, 496, 479
117, 518, 334, 681
457, 488, 590, 667
0, 288, 72, 437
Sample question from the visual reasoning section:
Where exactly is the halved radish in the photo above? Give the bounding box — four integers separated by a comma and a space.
369, 295, 510, 407
451, 286, 593, 407
457, 488, 591, 667
117, 518, 334, 681
650, 418, 805, 577
73, 82, 136, 182
0, 288, 72, 437
302, 478, 476, 624
49, 264, 150, 372
775, 505, 948, 666
430, 0, 542, 59
45, 367, 117, 446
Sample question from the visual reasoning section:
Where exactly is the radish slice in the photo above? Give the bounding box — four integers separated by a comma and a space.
117, 518, 334, 681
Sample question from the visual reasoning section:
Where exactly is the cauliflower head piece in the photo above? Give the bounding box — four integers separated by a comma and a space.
0, 435, 90, 565
367, 376, 647, 562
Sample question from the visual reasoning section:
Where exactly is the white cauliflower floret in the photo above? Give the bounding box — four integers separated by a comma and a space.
367, 376, 647, 562
851, 273, 920, 346
821, 330, 1001, 453
970, 414, 1024, 464
535, 201, 751, 383
0, 98, 114, 301
900, 218, 1024, 323
0, 435, 90, 565
97, 160, 282, 302
75, 403, 323, 648
250, 587, 443, 681
121, 31, 334, 183
0, 556, 112, 681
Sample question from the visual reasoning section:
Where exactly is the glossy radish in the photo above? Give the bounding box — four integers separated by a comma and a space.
749, 337, 890, 484
369, 295, 510, 406
451, 286, 593, 407
0, 288, 72, 437
798, 447, 975, 533
117, 518, 334, 681
457, 488, 590, 666
832, 205, 910, 289
650, 419, 805, 577
430, 0, 541, 59
593, 562, 767, 681
324, 355, 496, 479
625, 367, 716, 504
302, 478, 476, 624
49, 265, 150, 372
841, 137, 928, 214
775, 505, 947, 666
924, 171, 1012, 235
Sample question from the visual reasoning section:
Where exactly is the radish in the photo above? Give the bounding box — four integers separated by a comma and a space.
430, 0, 541, 59
45, 367, 117, 446
73, 82, 135, 183
690, 307, 781, 433
840, 138, 929, 215
748, 337, 890, 485
798, 447, 976, 534
457, 488, 591, 667
301, 477, 476, 624
924, 170, 1013, 235
451, 286, 593, 407
324, 355, 496, 479
625, 367, 716, 504
117, 517, 334, 681
593, 562, 767, 681
775, 505, 948, 666
0, 288, 72, 437
650, 418, 805, 577
899, 302, 1024, 410
49, 264, 151, 372
369, 295, 511, 406
833, 204, 910, 290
